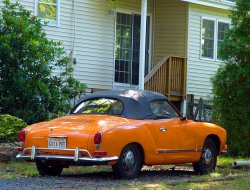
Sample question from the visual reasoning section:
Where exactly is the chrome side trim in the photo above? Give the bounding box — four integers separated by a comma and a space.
164, 148, 203, 153
156, 149, 165, 154
16, 146, 119, 163
156, 148, 202, 154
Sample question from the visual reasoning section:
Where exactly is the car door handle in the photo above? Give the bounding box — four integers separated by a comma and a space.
160, 127, 167, 132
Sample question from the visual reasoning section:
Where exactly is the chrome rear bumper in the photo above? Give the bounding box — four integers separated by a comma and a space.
16, 146, 119, 164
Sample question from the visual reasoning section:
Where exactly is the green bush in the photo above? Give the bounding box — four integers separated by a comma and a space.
0, 0, 86, 124
0, 114, 27, 142
212, 64, 250, 156
212, 0, 250, 156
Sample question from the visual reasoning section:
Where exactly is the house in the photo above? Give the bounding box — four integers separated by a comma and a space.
2, 0, 235, 115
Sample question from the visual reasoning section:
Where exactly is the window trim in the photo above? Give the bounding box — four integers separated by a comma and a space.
200, 16, 230, 61
34, 0, 60, 27
216, 19, 231, 61
200, 16, 216, 61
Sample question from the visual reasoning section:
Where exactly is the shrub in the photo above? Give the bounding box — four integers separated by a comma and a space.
212, 0, 250, 156
0, 114, 27, 142
0, 0, 87, 124
212, 64, 250, 156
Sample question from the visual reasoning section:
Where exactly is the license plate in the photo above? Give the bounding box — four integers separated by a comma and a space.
48, 137, 66, 149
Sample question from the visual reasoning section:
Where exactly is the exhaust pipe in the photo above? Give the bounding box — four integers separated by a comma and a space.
232, 161, 250, 168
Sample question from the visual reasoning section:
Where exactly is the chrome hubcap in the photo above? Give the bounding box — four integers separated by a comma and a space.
124, 150, 135, 169
203, 148, 212, 165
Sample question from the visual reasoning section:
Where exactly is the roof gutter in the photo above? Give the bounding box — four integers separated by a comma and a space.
180, 0, 235, 10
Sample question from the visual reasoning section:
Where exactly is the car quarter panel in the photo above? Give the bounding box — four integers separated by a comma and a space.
182, 120, 227, 154
194, 121, 227, 153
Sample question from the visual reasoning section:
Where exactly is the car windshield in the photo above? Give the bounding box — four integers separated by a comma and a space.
150, 100, 179, 119
72, 98, 123, 115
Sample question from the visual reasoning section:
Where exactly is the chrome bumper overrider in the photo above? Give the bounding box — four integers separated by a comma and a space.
16, 146, 119, 163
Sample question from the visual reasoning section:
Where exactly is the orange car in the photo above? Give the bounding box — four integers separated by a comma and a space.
17, 89, 227, 179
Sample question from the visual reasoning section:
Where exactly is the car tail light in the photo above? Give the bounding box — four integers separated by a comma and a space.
94, 151, 107, 157
17, 147, 24, 152
18, 129, 26, 142
94, 131, 102, 148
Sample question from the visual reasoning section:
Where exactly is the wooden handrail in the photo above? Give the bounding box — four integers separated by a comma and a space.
144, 55, 187, 101
144, 55, 169, 82
144, 55, 186, 82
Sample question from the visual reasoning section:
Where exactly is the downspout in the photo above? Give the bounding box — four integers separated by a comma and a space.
69, 0, 76, 69
152, 0, 155, 70
138, 0, 147, 90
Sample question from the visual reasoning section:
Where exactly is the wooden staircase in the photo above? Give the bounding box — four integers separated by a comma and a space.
144, 56, 187, 101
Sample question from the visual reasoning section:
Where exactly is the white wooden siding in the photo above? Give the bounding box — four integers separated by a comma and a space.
187, 3, 231, 99
153, 0, 187, 66
55, 0, 114, 89
9, 0, 154, 90
0, 0, 115, 89
55, 0, 154, 90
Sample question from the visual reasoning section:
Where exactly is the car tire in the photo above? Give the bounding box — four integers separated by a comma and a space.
193, 138, 217, 175
36, 161, 63, 176
112, 143, 143, 179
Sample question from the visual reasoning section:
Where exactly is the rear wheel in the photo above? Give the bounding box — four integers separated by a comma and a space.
112, 143, 143, 179
36, 161, 63, 176
193, 138, 217, 174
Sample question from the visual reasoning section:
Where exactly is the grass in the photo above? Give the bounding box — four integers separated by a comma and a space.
0, 159, 111, 179
0, 160, 38, 179
0, 156, 249, 189
120, 156, 250, 190
170, 174, 250, 190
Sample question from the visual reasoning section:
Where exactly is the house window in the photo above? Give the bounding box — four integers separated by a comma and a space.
115, 13, 133, 84
115, 12, 150, 86
201, 18, 230, 60
36, 0, 59, 25
217, 22, 230, 59
201, 19, 215, 59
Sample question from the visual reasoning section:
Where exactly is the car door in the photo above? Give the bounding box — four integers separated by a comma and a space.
150, 100, 201, 163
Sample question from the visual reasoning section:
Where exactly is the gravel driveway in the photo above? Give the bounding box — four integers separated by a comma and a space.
0, 166, 194, 190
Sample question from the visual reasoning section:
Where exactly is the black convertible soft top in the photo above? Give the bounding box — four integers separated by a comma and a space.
71, 89, 168, 120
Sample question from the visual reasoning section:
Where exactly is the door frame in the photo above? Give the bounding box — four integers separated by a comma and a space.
113, 8, 152, 88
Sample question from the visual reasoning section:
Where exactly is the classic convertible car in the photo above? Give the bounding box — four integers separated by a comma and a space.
17, 89, 227, 179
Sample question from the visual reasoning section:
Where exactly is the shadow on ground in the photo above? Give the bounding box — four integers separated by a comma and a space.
61, 166, 195, 181
0, 166, 196, 190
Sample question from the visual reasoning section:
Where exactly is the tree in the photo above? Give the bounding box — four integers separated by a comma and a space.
212, 0, 250, 156
0, 0, 87, 124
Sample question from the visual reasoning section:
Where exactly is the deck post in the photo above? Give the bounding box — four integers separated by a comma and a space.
168, 57, 172, 99
139, 0, 147, 90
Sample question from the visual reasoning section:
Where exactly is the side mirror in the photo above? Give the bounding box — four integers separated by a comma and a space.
180, 116, 187, 121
